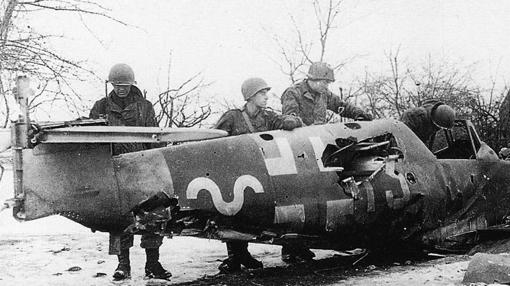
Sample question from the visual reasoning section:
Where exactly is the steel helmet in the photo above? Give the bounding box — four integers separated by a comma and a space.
431, 104, 455, 129
241, 78, 271, 101
108, 63, 135, 85
307, 62, 335, 82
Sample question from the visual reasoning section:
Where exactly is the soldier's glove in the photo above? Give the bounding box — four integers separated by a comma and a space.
282, 116, 302, 131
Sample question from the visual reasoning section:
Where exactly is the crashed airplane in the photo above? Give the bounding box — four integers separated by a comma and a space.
4, 77, 510, 256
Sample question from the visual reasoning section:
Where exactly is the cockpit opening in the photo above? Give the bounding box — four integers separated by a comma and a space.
259, 133, 274, 141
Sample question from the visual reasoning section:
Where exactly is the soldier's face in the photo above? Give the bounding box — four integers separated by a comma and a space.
251, 89, 269, 108
309, 79, 330, 93
113, 84, 131, 98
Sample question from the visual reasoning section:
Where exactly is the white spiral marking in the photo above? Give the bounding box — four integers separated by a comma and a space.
186, 175, 264, 216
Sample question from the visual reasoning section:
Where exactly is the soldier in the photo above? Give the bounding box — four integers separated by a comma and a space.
281, 62, 372, 125
400, 99, 456, 148
89, 63, 172, 281
280, 62, 371, 263
215, 77, 303, 135
214, 77, 302, 273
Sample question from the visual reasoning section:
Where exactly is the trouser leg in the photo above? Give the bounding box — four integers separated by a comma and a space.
140, 233, 163, 249
110, 233, 133, 280
141, 234, 171, 279
219, 240, 262, 273
218, 241, 243, 273
145, 248, 160, 265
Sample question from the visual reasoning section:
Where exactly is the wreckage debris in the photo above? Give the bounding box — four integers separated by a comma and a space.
49, 246, 70, 254
66, 266, 82, 272
93, 272, 107, 277
462, 253, 510, 284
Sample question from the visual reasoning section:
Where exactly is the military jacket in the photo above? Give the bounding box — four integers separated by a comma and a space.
214, 105, 302, 136
281, 80, 370, 126
400, 99, 443, 146
89, 86, 157, 154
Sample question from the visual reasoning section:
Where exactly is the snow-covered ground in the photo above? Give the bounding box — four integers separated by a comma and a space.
0, 167, 473, 285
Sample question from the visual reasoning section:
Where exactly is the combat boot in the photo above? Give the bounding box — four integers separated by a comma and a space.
144, 248, 172, 280
240, 254, 263, 270
113, 249, 131, 280
238, 244, 262, 270
218, 241, 244, 274
218, 257, 241, 274
145, 262, 172, 280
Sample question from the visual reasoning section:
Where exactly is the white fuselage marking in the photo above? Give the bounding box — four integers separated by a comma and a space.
186, 174, 264, 216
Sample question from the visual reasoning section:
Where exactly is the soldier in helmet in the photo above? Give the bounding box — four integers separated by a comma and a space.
89, 63, 172, 281
215, 77, 303, 136
279, 62, 371, 263
281, 62, 372, 126
214, 77, 302, 273
400, 99, 456, 147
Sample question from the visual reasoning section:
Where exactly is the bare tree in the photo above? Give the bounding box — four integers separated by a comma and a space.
358, 49, 410, 118
0, 0, 125, 126
357, 52, 506, 149
269, 0, 345, 84
358, 54, 480, 118
471, 79, 505, 150
499, 87, 510, 145
153, 73, 213, 128
152, 53, 214, 128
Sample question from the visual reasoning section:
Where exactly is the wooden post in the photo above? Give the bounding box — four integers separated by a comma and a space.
12, 75, 31, 219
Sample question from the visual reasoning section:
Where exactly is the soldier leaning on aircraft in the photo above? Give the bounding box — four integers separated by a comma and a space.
279, 62, 372, 263
214, 77, 302, 274
281, 62, 372, 126
400, 99, 456, 147
215, 77, 303, 135
89, 63, 172, 281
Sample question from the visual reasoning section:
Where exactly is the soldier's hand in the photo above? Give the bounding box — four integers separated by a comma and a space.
282, 117, 302, 131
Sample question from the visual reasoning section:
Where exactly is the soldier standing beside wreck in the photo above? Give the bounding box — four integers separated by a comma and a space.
214, 77, 302, 273
400, 99, 456, 148
280, 62, 372, 263
89, 63, 172, 281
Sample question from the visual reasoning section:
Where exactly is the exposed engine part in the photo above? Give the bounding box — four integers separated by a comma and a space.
124, 192, 180, 236
341, 177, 361, 200
323, 133, 400, 182
130, 191, 177, 215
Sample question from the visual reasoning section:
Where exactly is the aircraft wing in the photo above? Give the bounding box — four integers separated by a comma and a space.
31, 125, 228, 144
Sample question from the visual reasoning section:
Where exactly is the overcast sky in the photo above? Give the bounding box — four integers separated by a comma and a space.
23, 0, 510, 120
